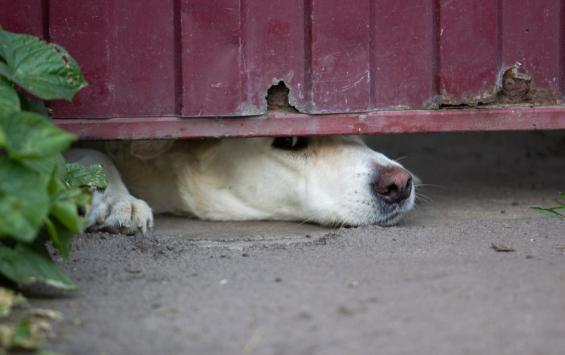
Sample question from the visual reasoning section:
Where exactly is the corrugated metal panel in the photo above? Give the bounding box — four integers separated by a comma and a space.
0, 0, 44, 37
48, 1, 177, 117
1, 0, 564, 131
439, 0, 499, 104
371, 0, 436, 109
181, 0, 248, 116
501, 0, 561, 100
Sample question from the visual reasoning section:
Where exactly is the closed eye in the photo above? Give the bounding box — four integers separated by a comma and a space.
271, 137, 309, 151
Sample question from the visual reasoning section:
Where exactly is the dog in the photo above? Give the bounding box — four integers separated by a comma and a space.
65, 136, 416, 234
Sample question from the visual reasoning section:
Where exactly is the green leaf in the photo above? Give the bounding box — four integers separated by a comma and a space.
0, 159, 50, 242
0, 243, 75, 290
0, 29, 87, 101
0, 287, 20, 317
49, 217, 77, 260
48, 172, 90, 208
0, 61, 10, 78
64, 163, 108, 189
11, 318, 40, 350
36, 351, 59, 355
48, 174, 87, 231
531, 192, 565, 219
0, 111, 75, 160
22, 153, 66, 177
530, 206, 565, 218
0, 76, 19, 114
50, 200, 84, 233
43, 218, 75, 260
0, 125, 5, 147
19, 93, 50, 116
44, 174, 88, 259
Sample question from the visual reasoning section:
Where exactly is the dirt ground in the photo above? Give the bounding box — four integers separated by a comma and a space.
36, 130, 565, 355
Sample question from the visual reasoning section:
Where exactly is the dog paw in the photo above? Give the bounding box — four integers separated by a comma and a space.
87, 190, 154, 235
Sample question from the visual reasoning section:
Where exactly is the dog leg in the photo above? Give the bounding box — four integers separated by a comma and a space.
65, 148, 154, 234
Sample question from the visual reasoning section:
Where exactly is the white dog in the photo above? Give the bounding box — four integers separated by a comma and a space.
66, 136, 415, 234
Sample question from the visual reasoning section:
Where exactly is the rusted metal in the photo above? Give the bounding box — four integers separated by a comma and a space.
266, 82, 299, 112
3, 0, 564, 116
1, 1, 565, 139
500, 64, 532, 103
54, 107, 565, 140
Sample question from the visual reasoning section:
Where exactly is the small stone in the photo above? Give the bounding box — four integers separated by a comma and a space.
491, 243, 515, 252
297, 311, 312, 320
125, 267, 143, 274
337, 305, 355, 316
348, 281, 359, 288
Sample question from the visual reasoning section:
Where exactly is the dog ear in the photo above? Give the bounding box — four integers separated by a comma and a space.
129, 140, 174, 160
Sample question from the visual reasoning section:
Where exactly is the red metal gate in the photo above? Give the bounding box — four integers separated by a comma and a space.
2, 0, 565, 139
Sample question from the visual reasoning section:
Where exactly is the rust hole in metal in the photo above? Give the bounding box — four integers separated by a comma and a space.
266, 81, 298, 112
498, 64, 532, 103
438, 63, 559, 109
497, 64, 558, 105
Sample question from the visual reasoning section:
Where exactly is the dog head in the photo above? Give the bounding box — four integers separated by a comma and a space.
186, 136, 415, 226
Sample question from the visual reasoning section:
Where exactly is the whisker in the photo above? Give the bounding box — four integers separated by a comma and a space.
414, 183, 444, 189
416, 191, 433, 198
416, 194, 433, 202
416, 193, 433, 203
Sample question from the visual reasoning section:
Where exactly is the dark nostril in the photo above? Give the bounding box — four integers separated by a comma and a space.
374, 166, 412, 204
376, 182, 401, 198
384, 183, 399, 195
406, 177, 413, 190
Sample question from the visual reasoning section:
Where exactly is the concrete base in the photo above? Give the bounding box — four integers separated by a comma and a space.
38, 131, 565, 355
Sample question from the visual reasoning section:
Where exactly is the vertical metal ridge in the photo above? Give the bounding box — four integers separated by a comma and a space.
303, 0, 313, 112
108, 0, 118, 111
42, 0, 50, 41
432, 0, 441, 100
558, 0, 565, 100
496, 0, 503, 71
238, 0, 250, 112
173, 0, 183, 116
368, 0, 376, 109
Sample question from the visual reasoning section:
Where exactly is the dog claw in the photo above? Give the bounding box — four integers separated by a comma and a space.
86, 190, 154, 235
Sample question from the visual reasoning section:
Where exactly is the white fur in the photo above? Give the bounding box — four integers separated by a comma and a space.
66, 136, 415, 234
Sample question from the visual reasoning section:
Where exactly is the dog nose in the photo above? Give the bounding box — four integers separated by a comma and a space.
374, 166, 413, 204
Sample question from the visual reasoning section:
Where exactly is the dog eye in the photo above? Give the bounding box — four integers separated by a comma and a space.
271, 137, 309, 150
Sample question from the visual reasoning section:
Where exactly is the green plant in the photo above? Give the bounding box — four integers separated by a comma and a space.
0, 286, 61, 353
531, 192, 565, 219
0, 28, 106, 291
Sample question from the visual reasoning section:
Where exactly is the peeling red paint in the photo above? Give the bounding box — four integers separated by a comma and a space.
1, 1, 564, 139
55, 107, 565, 140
